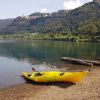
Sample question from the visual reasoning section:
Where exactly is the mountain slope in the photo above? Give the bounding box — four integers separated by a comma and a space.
0, 19, 13, 33
1, 0, 100, 35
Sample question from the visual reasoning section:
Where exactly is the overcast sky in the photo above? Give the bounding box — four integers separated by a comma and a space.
0, 0, 93, 19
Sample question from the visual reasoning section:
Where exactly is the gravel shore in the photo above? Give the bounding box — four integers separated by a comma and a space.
0, 67, 100, 100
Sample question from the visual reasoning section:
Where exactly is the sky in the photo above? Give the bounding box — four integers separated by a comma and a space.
0, 0, 93, 19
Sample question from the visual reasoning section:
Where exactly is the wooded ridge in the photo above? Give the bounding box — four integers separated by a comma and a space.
0, 0, 100, 40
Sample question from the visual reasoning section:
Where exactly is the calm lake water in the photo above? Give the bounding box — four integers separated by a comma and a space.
0, 40, 100, 88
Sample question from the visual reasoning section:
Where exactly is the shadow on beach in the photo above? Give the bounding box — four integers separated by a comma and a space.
23, 78, 75, 89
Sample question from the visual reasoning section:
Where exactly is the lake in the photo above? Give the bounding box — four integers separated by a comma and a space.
0, 40, 100, 88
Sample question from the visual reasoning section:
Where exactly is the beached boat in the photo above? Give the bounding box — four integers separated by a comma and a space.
22, 71, 89, 83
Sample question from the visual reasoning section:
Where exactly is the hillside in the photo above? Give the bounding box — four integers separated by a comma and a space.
0, 19, 13, 33
1, 0, 100, 36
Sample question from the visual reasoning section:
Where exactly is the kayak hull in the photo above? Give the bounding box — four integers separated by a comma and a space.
22, 71, 89, 83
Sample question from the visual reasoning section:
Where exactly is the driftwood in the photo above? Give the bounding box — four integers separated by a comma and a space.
62, 57, 92, 66
96, 58, 100, 60
83, 60, 100, 65
61, 57, 100, 66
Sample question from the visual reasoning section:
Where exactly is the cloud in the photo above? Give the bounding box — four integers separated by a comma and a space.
83, 0, 93, 2
64, 0, 82, 10
40, 8, 47, 13
63, 0, 93, 10
89, 0, 93, 2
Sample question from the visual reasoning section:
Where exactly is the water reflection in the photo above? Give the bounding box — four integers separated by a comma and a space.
0, 40, 100, 63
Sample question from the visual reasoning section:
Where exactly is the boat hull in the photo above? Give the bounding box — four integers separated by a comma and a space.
22, 71, 89, 83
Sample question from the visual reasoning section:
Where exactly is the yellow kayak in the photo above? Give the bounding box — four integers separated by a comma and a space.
22, 71, 89, 83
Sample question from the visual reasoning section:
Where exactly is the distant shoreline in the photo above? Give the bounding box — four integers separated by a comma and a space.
0, 34, 100, 42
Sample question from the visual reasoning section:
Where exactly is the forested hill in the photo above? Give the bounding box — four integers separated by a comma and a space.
0, 19, 13, 32
1, 0, 100, 35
